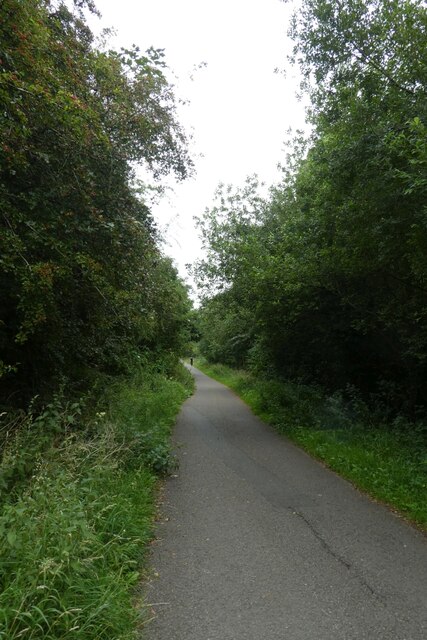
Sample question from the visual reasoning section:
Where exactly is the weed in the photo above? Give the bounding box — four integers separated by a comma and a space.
0, 362, 194, 640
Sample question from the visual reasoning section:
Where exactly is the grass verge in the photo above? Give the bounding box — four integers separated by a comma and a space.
0, 361, 193, 640
196, 360, 427, 530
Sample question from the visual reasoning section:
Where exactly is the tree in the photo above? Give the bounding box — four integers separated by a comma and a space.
0, 0, 193, 405
196, 1, 427, 413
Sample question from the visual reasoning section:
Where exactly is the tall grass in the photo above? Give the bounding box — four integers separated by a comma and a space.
197, 360, 427, 530
0, 362, 193, 640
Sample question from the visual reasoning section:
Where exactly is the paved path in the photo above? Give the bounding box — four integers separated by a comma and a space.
144, 367, 427, 639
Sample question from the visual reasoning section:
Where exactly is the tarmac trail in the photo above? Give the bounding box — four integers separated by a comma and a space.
144, 367, 427, 640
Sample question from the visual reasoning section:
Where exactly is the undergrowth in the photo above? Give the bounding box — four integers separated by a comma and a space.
0, 361, 193, 640
197, 360, 427, 530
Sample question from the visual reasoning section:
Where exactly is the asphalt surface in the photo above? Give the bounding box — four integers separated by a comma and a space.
144, 366, 427, 640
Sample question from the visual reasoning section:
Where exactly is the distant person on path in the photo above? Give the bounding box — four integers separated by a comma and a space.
190, 357, 193, 366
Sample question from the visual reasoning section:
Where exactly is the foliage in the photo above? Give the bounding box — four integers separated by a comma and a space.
197, 359, 427, 529
0, 3, 196, 635
0, 392, 84, 501
0, 0, 193, 406
195, 0, 427, 416
105, 360, 193, 474
0, 362, 194, 640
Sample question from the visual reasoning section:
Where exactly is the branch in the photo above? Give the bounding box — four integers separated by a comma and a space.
351, 44, 418, 97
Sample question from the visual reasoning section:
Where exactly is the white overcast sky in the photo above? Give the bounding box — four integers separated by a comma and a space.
88, 0, 307, 293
